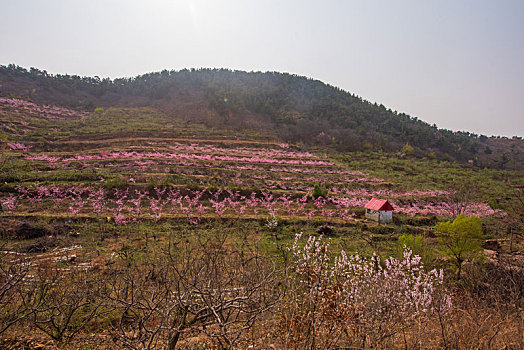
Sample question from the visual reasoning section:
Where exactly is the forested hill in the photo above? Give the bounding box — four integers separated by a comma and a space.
1, 64, 522, 168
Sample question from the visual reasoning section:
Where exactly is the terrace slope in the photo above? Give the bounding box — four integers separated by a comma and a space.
2, 95, 516, 225
1, 64, 523, 169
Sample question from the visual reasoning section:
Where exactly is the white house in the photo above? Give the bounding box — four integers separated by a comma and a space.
365, 198, 394, 224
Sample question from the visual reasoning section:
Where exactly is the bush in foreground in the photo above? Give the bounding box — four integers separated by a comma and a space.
282, 233, 451, 348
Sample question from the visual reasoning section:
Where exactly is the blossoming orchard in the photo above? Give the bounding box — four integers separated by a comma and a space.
0, 98, 501, 223
0, 97, 520, 349
2, 183, 501, 225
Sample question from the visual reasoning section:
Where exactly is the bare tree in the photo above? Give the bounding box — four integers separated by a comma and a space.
108, 232, 280, 349
171, 235, 279, 349
447, 179, 476, 218
505, 185, 524, 252
24, 263, 107, 343
0, 248, 31, 334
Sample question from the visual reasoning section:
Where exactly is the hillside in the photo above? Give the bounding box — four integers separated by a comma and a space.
0, 90, 523, 349
1, 65, 523, 349
0, 64, 523, 169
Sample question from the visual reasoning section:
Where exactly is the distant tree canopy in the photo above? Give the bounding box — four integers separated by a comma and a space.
0, 64, 506, 164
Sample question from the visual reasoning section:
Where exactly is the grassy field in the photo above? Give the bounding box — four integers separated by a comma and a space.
1, 99, 523, 349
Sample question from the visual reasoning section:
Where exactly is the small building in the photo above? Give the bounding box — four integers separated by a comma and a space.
365, 198, 394, 224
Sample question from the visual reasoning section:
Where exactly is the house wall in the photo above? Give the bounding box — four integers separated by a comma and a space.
379, 210, 392, 223
366, 209, 392, 223
366, 209, 380, 222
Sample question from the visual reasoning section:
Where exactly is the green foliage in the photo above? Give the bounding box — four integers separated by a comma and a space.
103, 176, 129, 190
94, 107, 104, 113
425, 151, 436, 159
312, 183, 328, 198
361, 141, 373, 151
147, 176, 172, 190
435, 214, 484, 279
401, 143, 414, 155
397, 234, 434, 266
335, 152, 524, 199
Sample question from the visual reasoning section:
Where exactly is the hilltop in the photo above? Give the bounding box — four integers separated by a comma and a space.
1, 64, 522, 169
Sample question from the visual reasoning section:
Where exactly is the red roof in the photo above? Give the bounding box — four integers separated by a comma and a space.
364, 198, 394, 211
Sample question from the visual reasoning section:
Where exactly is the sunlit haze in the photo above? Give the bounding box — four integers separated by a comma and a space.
1, 0, 523, 136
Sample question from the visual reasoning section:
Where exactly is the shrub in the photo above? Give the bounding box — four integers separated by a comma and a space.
283, 233, 451, 348
316, 224, 334, 236
312, 183, 328, 198
397, 234, 434, 266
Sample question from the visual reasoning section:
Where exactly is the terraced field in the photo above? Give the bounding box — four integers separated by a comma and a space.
1, 98, 503, 224
0, 98, 522, 349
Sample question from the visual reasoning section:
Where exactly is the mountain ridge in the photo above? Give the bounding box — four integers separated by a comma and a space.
1, 64, 522, 169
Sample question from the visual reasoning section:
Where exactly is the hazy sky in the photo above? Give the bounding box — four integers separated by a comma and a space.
1, 0, 523, 136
